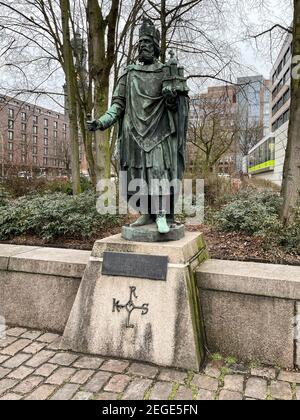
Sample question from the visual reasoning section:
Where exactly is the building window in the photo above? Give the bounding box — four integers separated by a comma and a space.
44, 138, 48, 146
8, 142, 13, 151
26, 105, 30, 111
63, 123, 67, 132
21, 112, 26, 121
54, 121, 58, 129
8, 131, 14, 141
21, 154, 26, 163
8, 120, 14, 130
8, 153, 13, 162
43, 157, 48, 166
8, 108, 14, 119
22, 144, 26, 153
22, 134, 26, 142
21, 123, 27, 132
44, 148, 48, 156
44, 118, 48, 127
33, 125, 38, 134
33, 115, 38, 125
33, 136, 37, 144
33, 156, 37, 164
44, 128, 48, 137
33, 146, 37, 154
53, 130, 57, 138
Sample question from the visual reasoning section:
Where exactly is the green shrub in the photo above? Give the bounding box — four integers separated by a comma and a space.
214, 189, 282, 235
0, 191, 124, 241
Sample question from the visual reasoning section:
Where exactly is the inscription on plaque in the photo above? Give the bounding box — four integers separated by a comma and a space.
113, 286, 149, 328
102, 251, 168, 281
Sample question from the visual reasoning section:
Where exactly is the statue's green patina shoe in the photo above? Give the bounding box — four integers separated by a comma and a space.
156, 214, 170, 234
130, 214, 152, 227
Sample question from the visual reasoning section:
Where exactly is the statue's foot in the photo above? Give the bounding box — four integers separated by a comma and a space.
130, 214, 152, 227
156, 214, 170, 234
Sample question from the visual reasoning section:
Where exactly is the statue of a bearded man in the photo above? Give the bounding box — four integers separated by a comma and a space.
87, 17, 189, 237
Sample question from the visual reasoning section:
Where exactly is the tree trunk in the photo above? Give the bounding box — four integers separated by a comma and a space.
60, 0, 81, 195
281, 0, 300, 224
160, 0, 167, 63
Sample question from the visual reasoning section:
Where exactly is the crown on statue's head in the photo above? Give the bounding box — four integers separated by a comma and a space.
139, 16, 160, 47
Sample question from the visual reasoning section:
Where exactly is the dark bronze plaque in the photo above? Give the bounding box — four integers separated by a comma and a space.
102, 251, 168, 281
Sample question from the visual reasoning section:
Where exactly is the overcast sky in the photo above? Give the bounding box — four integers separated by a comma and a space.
0, 0, 293, 112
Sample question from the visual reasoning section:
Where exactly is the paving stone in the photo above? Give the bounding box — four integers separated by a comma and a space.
96, 392, 118, 400
25, 350, 56, 368
13, 375, 44, 394
158, 369, 187, 384
196, 389, 215, 400
46, 367, 76, 385
37, 333, 60, 344
70, 370, 94, 385
50, 383, 80, 400
245, 378, 267, 400
21, 331, 43, 340
223, 375, 244, 393
83, 371, 112, 393
0, 393, 22, 400
204, 364, 221, 379
251, 367, 276, 380
174, 386, 193, 400
230, 363, 249, 375
2, 339, 32, 356
104, 374, 131, 393
277, 371, 300, 384
0, 336, 17, 348
219, 390, 243, 400
35, 363, 58, 377
6, 328, 28, 337
25, 384, 57, 400
23, 342, 46, 355
3, 353, 31, 369
8, 366, 34, 380
0, 378, 18, 395
0, 355, 9, 364
101, 359, 130, 373
191, 374, 219, 391
122, 378, 152, 400
149, 381, 173, 400
0, 367, 11, 379
72, 391, 94, 400
127, 362, 158, 379
46, 338, 62, 351
73, 356, 104, 370
48, 352, 78, 366
270, 381, 293, 400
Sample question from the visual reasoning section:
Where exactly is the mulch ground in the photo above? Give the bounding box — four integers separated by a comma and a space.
1, 223, 300, 266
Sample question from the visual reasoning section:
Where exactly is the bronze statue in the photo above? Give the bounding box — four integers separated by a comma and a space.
87, 17, 189, 236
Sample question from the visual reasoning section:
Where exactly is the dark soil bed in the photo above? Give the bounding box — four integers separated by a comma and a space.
1, 223, 300, 266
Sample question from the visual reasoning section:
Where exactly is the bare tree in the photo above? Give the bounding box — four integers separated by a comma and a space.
188, 87, 239, 175
281, 0, 300, 224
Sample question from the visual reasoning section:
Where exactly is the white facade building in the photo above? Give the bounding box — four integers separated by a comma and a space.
247, 33, 292, 186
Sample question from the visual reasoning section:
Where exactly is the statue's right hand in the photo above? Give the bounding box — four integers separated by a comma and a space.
86, 118, 100, 132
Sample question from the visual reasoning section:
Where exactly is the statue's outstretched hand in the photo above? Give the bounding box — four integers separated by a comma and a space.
86, 114, 104, 132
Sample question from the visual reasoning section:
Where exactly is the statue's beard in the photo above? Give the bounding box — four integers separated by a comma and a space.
138, 49, 155, 64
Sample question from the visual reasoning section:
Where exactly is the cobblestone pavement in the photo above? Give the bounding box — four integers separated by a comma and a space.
0, 326, 300, 400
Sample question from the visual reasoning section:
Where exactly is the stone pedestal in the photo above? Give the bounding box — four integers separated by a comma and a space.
61, 232, 208, 371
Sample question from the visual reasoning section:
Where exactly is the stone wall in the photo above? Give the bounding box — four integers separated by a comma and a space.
1, 244, 300, 369
0, 245, 90, 333
197, 259, 300, 369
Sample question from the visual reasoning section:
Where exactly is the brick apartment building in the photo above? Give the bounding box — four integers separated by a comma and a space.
0, 95, 86, 178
